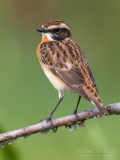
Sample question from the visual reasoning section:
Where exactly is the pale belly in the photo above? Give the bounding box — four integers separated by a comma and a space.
41, 63, 72, 92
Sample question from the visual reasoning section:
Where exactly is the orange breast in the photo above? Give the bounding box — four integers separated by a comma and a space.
36, 35, 50, 62
36, 35, 72, 92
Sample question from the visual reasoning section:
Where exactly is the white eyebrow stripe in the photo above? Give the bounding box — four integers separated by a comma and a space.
47, 25, 57, 29
47, 23, 69, 30
59, 23, 69, 29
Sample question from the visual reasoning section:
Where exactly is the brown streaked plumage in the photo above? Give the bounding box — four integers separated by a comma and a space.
36, 19, 109, 120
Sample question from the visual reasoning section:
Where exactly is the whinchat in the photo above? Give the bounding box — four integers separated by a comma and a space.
36, 19, 109, 121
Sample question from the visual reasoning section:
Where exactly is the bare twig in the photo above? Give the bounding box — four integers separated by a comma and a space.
0, 103, 120, 149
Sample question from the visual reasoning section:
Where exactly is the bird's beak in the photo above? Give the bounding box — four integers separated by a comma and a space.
36, 28, 48, 33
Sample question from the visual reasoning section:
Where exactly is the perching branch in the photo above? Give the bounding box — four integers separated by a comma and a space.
0, 103, 120, 149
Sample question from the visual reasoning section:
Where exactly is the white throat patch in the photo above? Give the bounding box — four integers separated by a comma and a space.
42, 33, 55, 41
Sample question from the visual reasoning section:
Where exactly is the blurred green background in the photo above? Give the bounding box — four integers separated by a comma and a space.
0, 0, 120, 159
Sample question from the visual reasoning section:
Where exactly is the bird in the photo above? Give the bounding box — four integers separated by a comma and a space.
36, 19, 109, 121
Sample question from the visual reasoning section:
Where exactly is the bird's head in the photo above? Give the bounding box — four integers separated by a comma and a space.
36, 19, 71, 41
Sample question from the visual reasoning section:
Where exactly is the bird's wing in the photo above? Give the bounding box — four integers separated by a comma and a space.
39, 40, 98, 101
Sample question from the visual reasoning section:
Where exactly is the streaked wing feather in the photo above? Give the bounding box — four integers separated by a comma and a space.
49, 67, 85, 86
40, 40, 97, 101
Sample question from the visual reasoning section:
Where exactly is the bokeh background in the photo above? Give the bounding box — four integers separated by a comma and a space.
0, 0, 120, 159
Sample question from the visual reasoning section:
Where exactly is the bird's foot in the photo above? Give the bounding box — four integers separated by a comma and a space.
77, 120, 86, 127
40, 116, 58, 133
72, 110, 79, 121
71, 110, 86, 127
40, 116, 52, 123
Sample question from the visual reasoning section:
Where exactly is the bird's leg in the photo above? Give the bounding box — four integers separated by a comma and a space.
48, 97, 64, 121
71, 95, 86, 127
73, 96, 86, 127
40, 96, 64, 132
72, 95, 81, 114
40, 96, 64, 122
71, 95, 81, 123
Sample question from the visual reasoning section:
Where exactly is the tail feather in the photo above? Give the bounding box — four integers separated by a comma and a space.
82, 85, 109, 116
91, 100, 109, 116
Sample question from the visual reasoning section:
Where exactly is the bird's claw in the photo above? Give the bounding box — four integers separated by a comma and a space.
72, 110, 79, 121
40, 116, 58, 133
40, 116, 52, 123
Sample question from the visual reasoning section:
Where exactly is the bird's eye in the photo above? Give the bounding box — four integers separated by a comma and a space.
53, 28, 60, 33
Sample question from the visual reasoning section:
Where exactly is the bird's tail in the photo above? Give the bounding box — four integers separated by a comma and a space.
82, 85, 109, 116
91, 99, 109, 116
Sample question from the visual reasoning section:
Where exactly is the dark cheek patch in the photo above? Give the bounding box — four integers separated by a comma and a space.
59, 32, 67, 39
52, 28, 71, 41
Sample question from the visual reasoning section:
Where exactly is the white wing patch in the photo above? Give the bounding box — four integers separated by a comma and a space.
65, 63, 72, 70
